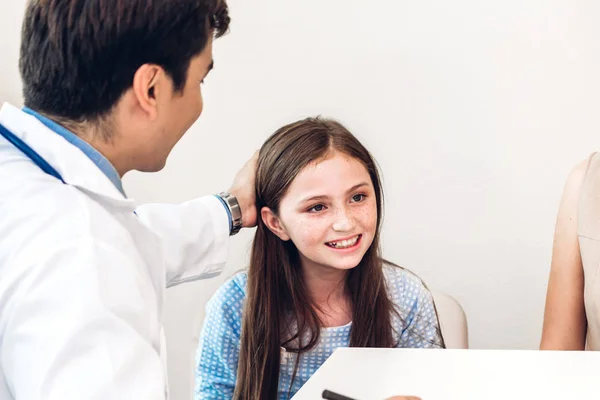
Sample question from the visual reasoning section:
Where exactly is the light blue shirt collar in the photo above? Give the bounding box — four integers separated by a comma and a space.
22, 107, 126, 197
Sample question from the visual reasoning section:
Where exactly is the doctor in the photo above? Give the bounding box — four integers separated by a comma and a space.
0, 0, 255, 399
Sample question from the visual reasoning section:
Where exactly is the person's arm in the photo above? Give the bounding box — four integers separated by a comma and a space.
396, 272, 445, 349
1, 238, 167, 400
386, 397, 421, 400
135, 196, 231, 286
194, 276, 245, 399
135, 152, 258, 287
540, 160, 589, 350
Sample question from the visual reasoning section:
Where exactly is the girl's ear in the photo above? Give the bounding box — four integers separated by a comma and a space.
261, 206, 291, 241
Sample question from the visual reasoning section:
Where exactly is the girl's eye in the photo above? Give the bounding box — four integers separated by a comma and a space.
308, 204, 326, 213
351, 194, 366, 203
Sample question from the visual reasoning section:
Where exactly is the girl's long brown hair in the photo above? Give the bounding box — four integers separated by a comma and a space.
234, 117, 440, 399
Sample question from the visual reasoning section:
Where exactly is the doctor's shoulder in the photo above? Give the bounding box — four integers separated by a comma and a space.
0, 177, 122, 257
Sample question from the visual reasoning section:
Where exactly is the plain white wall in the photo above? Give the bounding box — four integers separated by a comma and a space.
0, 2, 24, 106
4, 0, 600, 399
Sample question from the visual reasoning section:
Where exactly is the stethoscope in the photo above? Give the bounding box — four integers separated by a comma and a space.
0, 122, 65, 183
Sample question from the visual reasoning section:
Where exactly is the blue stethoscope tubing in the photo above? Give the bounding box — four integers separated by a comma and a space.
0, 122, 65, 183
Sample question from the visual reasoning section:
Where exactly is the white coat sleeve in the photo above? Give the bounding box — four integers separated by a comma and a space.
1, 238, 167, 400
134, 195, 230, 287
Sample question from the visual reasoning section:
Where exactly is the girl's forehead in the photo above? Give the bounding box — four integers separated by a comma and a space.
283, 153, 372, 200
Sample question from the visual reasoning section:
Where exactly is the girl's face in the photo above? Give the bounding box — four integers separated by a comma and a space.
262, 151, 378, 274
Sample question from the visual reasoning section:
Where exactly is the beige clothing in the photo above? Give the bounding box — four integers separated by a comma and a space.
577, 152, 600, 349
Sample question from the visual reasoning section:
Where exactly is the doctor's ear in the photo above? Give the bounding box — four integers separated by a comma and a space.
261, 207, 290, 241
131, 64, 164, 120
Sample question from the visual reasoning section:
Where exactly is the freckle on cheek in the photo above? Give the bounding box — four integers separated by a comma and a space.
301, 226, 318, 240
296, 222, 323, 245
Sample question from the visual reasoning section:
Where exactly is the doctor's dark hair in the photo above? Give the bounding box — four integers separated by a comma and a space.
19, 0, 229, 125
234, 117, 445, 399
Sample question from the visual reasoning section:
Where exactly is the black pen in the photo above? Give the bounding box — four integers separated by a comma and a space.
322, 389, 358, 400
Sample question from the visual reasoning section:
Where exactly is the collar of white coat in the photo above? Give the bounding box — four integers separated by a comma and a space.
0, 102, 137, 210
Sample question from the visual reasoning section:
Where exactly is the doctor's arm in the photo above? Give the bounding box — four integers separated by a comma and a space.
540, 160, 588, 350
1, 239, 169, 400
134, 152, 257, 287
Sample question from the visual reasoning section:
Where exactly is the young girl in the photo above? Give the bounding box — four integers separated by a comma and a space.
195, 117, 445, 399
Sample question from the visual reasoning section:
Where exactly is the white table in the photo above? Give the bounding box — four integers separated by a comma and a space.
292, 348, 600, 400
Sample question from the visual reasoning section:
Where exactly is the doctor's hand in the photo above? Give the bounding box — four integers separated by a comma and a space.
229, 151, 258, 228
386, 397, 421, 400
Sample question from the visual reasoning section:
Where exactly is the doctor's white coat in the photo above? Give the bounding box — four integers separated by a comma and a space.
0, 103, 230, 399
